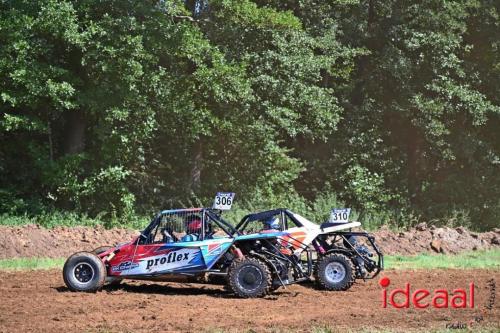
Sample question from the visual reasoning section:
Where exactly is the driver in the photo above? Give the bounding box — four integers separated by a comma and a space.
181, 215, 203, 242
260, 216, 280, 233
161, 225, 176, 243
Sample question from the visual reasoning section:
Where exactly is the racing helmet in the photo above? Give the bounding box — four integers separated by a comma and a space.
185, 215, 203, 234
262, 216, 280, 230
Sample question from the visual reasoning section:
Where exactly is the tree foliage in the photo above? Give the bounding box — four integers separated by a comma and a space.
1, 0, 498, 229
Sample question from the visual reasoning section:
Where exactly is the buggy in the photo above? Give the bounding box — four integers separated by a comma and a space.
63, 206, 382, 297
232, 208, 383, 295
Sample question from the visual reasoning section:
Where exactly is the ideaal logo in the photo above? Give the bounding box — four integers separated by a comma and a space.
146, 251, 190, 270
379, 277, 475, 309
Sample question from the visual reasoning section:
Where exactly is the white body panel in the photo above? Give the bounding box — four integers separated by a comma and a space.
285, 213, 360, 254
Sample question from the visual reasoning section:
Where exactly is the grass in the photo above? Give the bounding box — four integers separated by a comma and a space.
1, 249, 498, 271
385, 249, 500, 270
0, 257, 65, 270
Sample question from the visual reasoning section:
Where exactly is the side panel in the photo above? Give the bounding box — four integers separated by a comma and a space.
288, 213, 321, 249
279, 228, 308, 250
106, 242, 136, 276
283, 226, 319, 252
109, 244, 205, 276
198, 238, 233, 269
107, 238, 233, 276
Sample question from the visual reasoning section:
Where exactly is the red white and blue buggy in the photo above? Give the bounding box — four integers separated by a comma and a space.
63, 208, 237, 291
63, 197, 383, 298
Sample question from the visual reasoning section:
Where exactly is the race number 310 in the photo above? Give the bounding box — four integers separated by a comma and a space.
330, 208, 351, 223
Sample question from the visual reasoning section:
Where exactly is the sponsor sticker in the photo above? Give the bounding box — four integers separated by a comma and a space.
112, 261, 139, 272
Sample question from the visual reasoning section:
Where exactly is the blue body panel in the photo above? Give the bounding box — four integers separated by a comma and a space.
159, 237, 234, 271
234, 231, 286, 241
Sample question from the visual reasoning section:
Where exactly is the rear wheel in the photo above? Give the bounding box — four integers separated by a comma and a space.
63, 252, 106, 292
228, 257, 271, 298
92, 246, 112, 255
314, 253, 355, 291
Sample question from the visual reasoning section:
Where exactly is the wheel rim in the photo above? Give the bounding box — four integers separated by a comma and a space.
325, 262, 346, 284
238, 265, 263, 291
73, 262, 95, 284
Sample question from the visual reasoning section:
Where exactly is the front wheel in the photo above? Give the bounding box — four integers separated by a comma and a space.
63, 252, 106, 292
228, 257, 271, 298
314, 253, 355, 291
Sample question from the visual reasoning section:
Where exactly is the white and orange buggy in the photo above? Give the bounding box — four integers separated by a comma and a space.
228, 208, 384, 297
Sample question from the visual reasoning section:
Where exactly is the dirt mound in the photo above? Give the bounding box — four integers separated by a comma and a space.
0, 224, 138, 259
0, 269, 498, 332
0, 223, 498, 259
373, 223, 500, 255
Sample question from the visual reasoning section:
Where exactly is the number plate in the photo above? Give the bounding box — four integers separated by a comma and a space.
330, 208, 351, 223
213, 192, 235, 210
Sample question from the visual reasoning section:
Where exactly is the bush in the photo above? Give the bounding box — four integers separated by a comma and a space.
0, 190, 495, 232
0, 211, 149, 230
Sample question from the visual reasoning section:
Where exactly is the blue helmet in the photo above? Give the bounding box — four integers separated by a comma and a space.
262, 216, 280, 230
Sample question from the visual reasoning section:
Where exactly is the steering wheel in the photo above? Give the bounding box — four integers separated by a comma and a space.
162, 227, 179, 242
205, 230, 216, 239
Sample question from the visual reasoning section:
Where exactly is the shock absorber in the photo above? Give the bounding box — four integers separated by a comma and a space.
231, 245, 244, 259
312, 239, 326, 255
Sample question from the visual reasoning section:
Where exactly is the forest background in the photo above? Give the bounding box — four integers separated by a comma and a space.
1, 0, 498, 230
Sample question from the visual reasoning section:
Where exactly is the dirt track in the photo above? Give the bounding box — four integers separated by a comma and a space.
0, 269, 498, 332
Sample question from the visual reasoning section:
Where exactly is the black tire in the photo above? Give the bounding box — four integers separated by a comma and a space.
63, 252, 106, 292
228, 257, 271, 298
92, 246, 113, 255
314, 253, 355, 291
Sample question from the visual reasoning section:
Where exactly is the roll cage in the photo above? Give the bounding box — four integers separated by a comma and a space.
235, 208, 303, 233
235, 208, 383, 280
138, 208, 238, 244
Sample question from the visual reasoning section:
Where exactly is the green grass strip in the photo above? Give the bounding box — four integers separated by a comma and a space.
0, 257, 65, 270
384, 249, 500, 270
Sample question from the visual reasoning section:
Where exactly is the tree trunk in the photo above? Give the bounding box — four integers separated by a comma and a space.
407, 127, 423, 207
189, 139, 203, 193
63, 110, 86, 155
47, 119, 54, 161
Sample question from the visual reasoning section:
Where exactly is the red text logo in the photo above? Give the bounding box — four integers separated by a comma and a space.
379, 277, 475, 309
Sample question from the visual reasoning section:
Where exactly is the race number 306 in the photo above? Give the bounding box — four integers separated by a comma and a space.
213, 192, 235, 210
